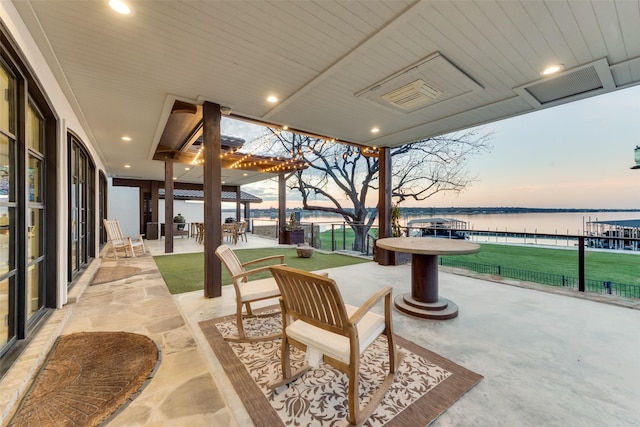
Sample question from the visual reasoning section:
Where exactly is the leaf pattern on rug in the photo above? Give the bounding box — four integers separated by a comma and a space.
216, 315, 452, 427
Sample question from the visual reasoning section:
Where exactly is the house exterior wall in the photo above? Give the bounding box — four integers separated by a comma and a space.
0, 3, 106, 341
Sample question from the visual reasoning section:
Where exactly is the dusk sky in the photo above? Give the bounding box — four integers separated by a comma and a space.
226, 84, 640, 210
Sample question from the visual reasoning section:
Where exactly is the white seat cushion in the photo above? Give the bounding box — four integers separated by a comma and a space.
239, 277, 280, 302
285, 304, 385, 365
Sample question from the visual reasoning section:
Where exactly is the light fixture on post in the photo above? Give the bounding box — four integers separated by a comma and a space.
631, 145, 640, 170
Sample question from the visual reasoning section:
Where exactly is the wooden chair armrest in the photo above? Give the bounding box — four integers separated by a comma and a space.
348, 285, 392, 324
244, 263, 286, 276
241, 254, 285, 267
230, 263, 286, 281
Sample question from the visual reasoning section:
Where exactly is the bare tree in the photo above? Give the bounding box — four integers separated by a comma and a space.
263, 128, 491, 252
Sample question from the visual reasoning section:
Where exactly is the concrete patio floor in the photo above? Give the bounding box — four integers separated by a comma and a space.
2, 234, 639, 426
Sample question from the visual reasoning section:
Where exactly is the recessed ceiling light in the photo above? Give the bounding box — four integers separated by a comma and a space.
124, 164, 131, 168
371, 127, 380, 134
282, 125, 289, 130
121, 136, 132, 141
541, 64, 564, 76
243, 173, 248, 176
185, 167, 191, 171
266, 95, 278, 103
222, 180, 226, 184
173, 177, 177, 180
109, 0, 131, 15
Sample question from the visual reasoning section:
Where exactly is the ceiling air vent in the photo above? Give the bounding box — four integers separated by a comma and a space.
355, 52, 483, 114
381, 80, 443, 110
514, 58, 615, 108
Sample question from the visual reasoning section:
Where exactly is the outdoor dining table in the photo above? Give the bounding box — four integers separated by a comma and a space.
376, 237, 480, 320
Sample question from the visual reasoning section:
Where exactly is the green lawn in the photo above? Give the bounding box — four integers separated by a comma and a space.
154, 248, 371, 294
444, 243, 640, 286
155, 242, 640, 295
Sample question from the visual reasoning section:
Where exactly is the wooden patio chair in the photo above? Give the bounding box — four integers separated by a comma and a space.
195, 222, 205, 244
268, 265, 401, 425
222, 223, 238, 244
237, 221, 248, 242
215, 244, 285, 342
103, 219, 146, 259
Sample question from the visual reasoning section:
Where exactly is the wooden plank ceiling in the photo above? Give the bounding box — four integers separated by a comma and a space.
12, 0, 640, 184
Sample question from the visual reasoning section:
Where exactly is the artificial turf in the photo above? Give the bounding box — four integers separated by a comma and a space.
154, 247, 371, 294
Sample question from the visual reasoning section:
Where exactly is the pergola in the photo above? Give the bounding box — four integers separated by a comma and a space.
153, 100, 325, 297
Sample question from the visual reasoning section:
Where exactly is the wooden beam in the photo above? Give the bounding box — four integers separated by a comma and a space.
235, 185, 241, 221
203, 101, 222, 298
164, 161, 174, 253
377, 147, 393, 265
278, 172, 286, 244
151, 181, 159, 222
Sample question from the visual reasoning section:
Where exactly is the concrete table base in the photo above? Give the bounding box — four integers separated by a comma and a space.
394, 293, 459, 319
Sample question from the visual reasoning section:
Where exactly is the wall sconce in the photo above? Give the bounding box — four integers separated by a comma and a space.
632, 146, 640, 170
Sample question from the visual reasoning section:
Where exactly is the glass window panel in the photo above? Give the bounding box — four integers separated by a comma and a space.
0, 134, 10, 203
26, 263, 40, 320
28, 156, 42, 203
79, 154, 85, 180
0, 206, 12, 273
0, 277, 10, 347
0, 63, 14, 134
28, 208, 42, 261
26, 103, 43, 153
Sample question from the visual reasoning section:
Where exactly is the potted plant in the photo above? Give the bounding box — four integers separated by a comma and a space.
378, 203, 410, 265
174, 213, 186, 230
283, 211, 304, 244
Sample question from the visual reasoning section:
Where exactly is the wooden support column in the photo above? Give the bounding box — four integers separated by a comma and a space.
278, 172, 286, 244
203, 101, 222, 298
151, 181, 159, 222
164, 161, 174, 253
244, 203, 251, 230
235, 185, 241, 221
377, 146, 393, 265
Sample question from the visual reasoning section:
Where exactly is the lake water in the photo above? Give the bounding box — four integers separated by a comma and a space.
245, 210, 640, 248
246, 210, 640, 234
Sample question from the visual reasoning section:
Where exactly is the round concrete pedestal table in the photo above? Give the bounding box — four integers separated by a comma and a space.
376, 237, 480, 320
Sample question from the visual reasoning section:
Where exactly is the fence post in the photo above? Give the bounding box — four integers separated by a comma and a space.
342, 222, 346, 250
310, 222, 315, 248
331, 224, 335, 252
578, 236, 585, 292
498, 265, 501, 275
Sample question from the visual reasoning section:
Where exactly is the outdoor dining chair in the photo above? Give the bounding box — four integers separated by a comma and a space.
268, 265, 401, 425
215, 244, 285, 342
222, 223, 238, 244
237, 221, 248, 242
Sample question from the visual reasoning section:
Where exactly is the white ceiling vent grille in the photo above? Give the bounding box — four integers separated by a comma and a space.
381, 80, 443, 110
355, 52, 483, 114
515, 58, 615, 108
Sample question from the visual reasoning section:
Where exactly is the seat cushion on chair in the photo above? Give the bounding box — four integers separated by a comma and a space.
285, 304, 386, 365
239, 277, 281, 302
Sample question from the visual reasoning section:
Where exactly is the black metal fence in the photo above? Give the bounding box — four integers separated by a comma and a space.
440, 257, 640, 299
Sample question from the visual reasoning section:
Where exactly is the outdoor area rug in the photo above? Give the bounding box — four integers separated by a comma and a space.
8, 331, 160, 427
90, 266, 142, 285
199, 309, 482, 427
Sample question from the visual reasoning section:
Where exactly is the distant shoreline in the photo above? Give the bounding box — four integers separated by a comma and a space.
392, 207, 640, 215
247, 207, 640, 216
